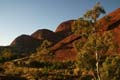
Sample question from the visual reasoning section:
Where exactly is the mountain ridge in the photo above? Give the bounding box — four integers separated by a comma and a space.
1, 8, 120, 61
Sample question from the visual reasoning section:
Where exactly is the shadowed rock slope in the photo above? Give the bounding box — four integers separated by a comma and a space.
31, 29, 56, 43
11, 35, 42, 53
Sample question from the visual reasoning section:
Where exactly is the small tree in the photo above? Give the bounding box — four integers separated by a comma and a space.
35, 40, 52, 61
84, 3, 106, 80
37, 40, 51, 54
72, 2, 119, 80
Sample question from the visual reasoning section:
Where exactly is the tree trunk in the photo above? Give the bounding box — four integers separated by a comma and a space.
94, 21, 101, 80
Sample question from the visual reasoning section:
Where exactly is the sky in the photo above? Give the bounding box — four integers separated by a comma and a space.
0, 0, 120, 46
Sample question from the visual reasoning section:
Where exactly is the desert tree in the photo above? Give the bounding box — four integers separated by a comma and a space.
84, 3, 106, 80
73, 2, 119, 80
72, 2, 108, 80
29, 39, 52, 62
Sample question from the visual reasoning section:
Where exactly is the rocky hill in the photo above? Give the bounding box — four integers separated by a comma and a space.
9, 8, 120, 60
10, 20, 76, 54
31, 29, 56, 42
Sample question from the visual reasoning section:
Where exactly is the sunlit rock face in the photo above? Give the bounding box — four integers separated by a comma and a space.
55, 20, 75, 32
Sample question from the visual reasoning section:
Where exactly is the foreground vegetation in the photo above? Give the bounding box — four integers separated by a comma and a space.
1, 54, 120, 80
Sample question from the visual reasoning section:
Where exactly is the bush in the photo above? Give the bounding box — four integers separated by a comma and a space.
100, 55, 120, 80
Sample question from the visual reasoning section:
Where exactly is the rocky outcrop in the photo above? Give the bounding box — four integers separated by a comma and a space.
31, 29, 57, 43
10, 8, 120, 60
50, 34, 81, 61
54, 20, 76, 42
98, 8, 120, 48
50, 8, 120, 61
55, 20, 75, 32
11, 34, 41, 52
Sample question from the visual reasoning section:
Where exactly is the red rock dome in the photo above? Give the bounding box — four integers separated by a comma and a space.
31, 29, 56, 42
11, 34, 41, 52
55, 20, 76, 32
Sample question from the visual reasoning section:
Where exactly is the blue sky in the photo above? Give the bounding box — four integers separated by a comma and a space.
0, 0, 120, 46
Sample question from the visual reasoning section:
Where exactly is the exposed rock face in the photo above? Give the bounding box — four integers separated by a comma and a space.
98, 8, 120, 31
98, 8, 120, 48
11, 35, 41, 52
50, 34, 81, 61
112, 21, 120, 48
31, 29, 57, 43
55, 20, 76, 42
55, 20, 76, 32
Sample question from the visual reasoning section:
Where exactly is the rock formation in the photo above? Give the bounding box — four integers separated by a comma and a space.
10, 8, 120, 60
